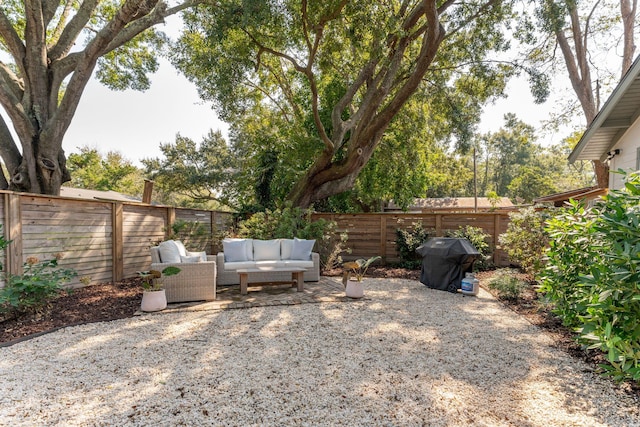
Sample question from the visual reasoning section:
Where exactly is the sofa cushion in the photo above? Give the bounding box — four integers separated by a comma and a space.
254, 260, 284, 268
223, 240, 250, 262
158, 240, 182, 263
223, 261, 258, 271
180, 255, 202, 263
280, 239, 294, 259
254, 239, 281, 261
282, 260, 314, 268
291, 238, 315, 260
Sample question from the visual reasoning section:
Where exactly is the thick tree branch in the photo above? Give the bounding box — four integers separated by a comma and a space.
48, 0, 75, 50
42, 0, 60, 28
0, 114, 23, 176
24, 0, 51, 127
48, 0, 100, 61
0, 9, 26, 75
0, 61, 23, 100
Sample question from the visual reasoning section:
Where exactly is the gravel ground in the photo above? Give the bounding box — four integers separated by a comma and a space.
1, 278, 638, 427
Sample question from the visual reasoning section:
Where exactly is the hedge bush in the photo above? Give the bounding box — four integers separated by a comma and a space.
540, 171, 640, 382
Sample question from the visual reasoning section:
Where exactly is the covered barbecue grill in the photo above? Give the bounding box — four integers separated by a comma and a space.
416, 238, 481, 292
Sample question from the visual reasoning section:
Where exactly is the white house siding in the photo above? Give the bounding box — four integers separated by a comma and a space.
608, 119, 640, 190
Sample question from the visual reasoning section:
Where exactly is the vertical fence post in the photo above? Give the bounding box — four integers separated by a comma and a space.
210, 211, 217, 255
379, 215, 387, 265
5, 193, 23, 276
493, 213, 502, 266
112, 202, 124, 282
166, 207, 176, 240
435, 214, 442, 236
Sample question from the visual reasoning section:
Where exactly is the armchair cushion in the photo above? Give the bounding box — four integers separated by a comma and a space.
158, 240, 182, 263
187, 251, 207, 262
180, 255, 202, 263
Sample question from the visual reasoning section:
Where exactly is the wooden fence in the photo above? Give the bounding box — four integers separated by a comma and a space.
0, 191, 234, 287
0, 191, 514, 289
312, 212, 512, 266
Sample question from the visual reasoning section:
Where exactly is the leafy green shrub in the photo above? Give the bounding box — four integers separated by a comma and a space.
446, 225, 493, 271
237, 203, 342, 267
395, 222, 433, 269
487, 268, 528, 301
238, 203, 329, 240
541, 171, 640, 382
498, 206, 549, 275
538, 200, 601, 328
0, 256, 78, 317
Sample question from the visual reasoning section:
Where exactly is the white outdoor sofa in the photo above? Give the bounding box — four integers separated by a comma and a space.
216, 238, 320, 286
150, 240, 217, 303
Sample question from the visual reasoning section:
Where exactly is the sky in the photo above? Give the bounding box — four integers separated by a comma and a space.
63, 58, 228, 166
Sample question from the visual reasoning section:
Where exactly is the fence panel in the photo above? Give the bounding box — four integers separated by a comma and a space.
313, 212, 512, 266
20, 195, 114, 286
122, 205, 167, 279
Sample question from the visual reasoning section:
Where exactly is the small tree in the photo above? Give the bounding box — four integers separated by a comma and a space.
498, 207, 549, 276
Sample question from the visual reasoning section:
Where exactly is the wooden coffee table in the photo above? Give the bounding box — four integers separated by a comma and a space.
236, 267, 306, 295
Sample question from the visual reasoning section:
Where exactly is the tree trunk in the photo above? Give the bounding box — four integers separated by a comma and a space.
287, 0, 447, 208
0, 1, 203, 195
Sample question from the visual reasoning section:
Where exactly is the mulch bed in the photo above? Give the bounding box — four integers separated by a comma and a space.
0, 278, 142, 346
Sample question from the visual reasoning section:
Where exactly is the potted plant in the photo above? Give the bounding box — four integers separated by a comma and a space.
342, 256, 381, 298
137, 266, 181, 312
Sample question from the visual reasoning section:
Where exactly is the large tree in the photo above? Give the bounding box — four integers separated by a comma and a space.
0, 0, 206, 195
531, 0, 639, 188
66, 145, 144, 196
174, 0, 528, 208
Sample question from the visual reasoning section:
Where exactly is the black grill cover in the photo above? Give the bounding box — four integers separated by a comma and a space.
416, 238, 481, 292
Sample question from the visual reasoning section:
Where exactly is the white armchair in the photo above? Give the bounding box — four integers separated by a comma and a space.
149, 241, 217, 303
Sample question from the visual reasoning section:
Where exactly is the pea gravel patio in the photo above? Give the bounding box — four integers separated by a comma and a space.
0, 277, 638, 426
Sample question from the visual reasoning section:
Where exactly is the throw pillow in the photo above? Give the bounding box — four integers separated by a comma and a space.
291, 238, 315, 260
223, 240, 248, 262
157, 240, 182, 263
187, 251, 207, 262
253, 239, 281, 261
173, 240, 188, 256
180, 255, 201, 263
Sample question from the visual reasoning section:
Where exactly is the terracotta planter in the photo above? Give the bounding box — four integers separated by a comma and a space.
141, 289, 167, 312
345, 279, 364, 299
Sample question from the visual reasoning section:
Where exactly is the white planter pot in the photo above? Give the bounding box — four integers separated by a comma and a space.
345, 280, 364, 299
141, 289, 167, 312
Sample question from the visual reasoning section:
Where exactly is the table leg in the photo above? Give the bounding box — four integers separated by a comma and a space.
240, 272, 248, 295
293, 271, 304, 292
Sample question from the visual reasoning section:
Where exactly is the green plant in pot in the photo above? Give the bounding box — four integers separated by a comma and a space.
342, 256, 381, 299
137, 266, 181, 312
